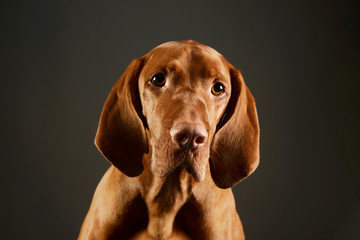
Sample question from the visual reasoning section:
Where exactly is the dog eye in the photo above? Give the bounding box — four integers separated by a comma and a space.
150, 73, 166, 87
211, 82, 225, 96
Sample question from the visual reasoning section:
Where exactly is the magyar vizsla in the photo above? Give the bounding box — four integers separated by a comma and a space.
78, 40, 260, 240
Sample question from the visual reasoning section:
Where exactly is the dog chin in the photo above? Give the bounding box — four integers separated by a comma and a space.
185, 164, 206, 182
184, 151, 208, 182
150, 147, 208, 182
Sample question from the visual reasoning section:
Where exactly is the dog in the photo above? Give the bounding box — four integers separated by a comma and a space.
78, 40, 260, 239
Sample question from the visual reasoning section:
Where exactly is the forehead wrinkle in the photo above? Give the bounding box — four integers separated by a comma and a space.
142, 47, 187, 78
165, 52, 190, 90
164, 55, 187, 74
203, 68, 225, 79
188, 46, 227, 83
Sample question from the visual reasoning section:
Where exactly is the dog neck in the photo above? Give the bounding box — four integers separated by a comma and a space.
139, 154, 195, 238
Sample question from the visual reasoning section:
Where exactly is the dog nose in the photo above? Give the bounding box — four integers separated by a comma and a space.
170, 123, 208, 149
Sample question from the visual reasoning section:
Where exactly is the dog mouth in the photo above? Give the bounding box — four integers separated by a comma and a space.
179, 150, 206, 182
151, 146, 208, 182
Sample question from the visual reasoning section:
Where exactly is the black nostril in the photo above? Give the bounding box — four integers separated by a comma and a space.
176, 133, 189, 147
194, 135, 206, 145
170, 123, 208, 149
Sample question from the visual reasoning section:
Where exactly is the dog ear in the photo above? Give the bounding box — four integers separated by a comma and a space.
210, 68, 260, 189
95, 58, 148, 177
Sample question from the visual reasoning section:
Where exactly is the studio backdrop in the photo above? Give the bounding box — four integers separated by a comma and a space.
1, 0, 359, 239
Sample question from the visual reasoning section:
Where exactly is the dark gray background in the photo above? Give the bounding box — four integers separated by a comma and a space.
1, 0, 359, 239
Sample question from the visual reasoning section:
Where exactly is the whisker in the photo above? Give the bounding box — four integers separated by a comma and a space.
209, 146, 220, 171
210, 145, 220, 159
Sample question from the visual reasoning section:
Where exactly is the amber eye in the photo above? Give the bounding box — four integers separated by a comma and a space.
150, 73, 166, 87
211, 82, 225, 95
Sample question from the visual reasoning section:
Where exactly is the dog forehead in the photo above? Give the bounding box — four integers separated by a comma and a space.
153, 40, 222, 57
142, 41, 229, 77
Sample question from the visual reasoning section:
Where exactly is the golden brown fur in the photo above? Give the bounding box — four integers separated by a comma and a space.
78, 40, 260, 239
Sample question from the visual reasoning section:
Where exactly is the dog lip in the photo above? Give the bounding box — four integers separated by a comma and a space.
178, 147, 197, 160
151, 143, 206, 180
182, 151, 207, 182
184, 162, 206, 182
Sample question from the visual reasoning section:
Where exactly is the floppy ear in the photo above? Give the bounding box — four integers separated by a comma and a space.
95, 58, 148, 177
210, 68, 260, 189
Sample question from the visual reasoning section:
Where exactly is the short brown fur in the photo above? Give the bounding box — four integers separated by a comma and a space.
78, 40, 260, 240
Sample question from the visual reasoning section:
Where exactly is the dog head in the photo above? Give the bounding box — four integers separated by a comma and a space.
95, 40, 260, 188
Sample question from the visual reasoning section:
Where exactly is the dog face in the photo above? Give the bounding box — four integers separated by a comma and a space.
95, 40, 260, 188
138, 41, 231, 181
